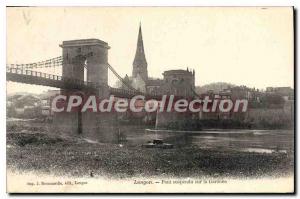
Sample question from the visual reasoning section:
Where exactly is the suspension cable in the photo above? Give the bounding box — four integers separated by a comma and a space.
6, 56, 159, 96
7, 56, 63, 70
107, 63, 142, 94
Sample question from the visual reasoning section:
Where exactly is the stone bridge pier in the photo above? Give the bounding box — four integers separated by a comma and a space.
53, 39, 117, 142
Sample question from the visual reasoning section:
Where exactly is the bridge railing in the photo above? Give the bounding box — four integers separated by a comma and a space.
7, 67, 164, 99
7, 67, 63, 81
7, 67, 102, 89
109, 87, 142, 96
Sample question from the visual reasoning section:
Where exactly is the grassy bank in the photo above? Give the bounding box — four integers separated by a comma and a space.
7, 122, 294, 179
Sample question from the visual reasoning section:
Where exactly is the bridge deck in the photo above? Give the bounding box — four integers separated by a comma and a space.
6, 68, 162, 99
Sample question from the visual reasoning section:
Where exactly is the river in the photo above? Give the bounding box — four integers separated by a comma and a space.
134, 128, 294, 154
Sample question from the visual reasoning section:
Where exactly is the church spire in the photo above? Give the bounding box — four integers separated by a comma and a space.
132, 23, 148, 81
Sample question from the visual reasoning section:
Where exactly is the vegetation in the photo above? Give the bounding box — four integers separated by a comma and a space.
7, 121, 293, 178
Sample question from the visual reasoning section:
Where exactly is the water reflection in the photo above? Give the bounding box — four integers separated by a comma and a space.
143, 129, 294, 153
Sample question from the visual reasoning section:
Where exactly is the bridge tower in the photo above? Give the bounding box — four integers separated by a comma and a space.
54, 39, 112, 137
60, 39, 110, 92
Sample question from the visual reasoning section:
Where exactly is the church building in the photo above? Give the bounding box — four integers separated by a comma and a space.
122, 24, 196, 97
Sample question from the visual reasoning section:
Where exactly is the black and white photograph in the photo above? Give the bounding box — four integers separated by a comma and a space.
5, 6, 295, 193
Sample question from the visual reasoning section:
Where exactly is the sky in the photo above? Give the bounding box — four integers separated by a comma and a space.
6, 7, 294, 94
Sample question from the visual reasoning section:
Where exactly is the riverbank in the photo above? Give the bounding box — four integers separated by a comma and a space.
7, 122, 294, 179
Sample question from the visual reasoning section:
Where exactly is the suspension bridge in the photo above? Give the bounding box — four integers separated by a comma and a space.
6, 39, 197, 136
6, 57, 199, 99
6, 55, 151, 99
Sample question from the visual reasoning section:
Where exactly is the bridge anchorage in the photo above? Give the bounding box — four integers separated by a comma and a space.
7, 38, 198, 141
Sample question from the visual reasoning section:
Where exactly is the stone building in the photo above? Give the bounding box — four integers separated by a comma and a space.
159, 69, 195, 96
132, 24, 148, 82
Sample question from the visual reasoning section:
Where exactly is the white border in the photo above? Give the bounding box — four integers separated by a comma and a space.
1, 0, 297, 198
3, 0, 298, 6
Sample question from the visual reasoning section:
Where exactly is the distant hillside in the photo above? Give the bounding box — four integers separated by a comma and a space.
7, 90, 59, 109
195, 82, 237, 94
7, 93, 41, 108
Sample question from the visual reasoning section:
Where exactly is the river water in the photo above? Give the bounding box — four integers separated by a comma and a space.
137, 129, 294, 154
6, 118, 294, 154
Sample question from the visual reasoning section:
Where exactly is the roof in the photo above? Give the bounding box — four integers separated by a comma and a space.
60, 39, 110, 49
163, 69, 193, 76
133, 24, 147, 67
